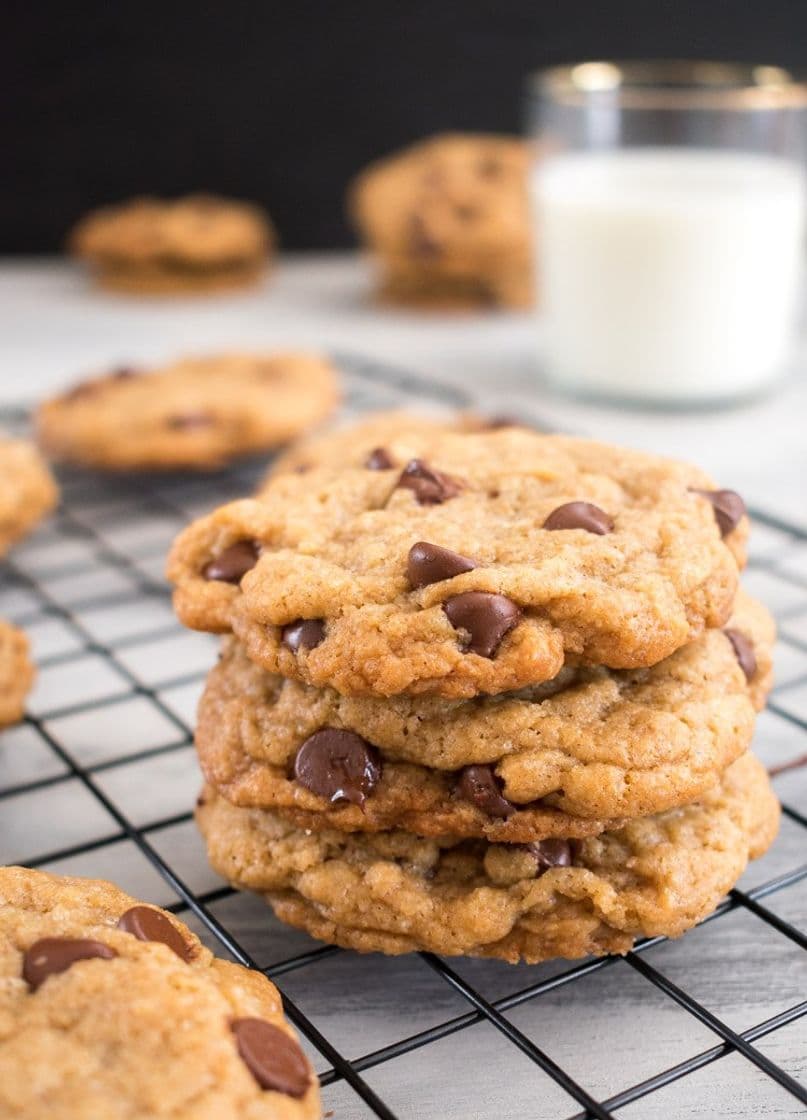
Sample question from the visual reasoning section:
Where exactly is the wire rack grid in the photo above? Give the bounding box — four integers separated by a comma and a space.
0, 354, 805, 1120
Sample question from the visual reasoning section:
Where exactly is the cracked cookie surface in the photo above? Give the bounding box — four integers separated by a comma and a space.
37, 353, 340, 471
195, 592, 773, 839
0, 866, 319, 1119
170, 428, 747, 697
350, 133, 533, 308
196, 753, 779, 963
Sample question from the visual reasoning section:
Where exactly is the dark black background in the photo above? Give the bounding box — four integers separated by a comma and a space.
5, 1, 807, 251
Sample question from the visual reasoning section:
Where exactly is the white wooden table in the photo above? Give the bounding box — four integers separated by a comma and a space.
0, 255, 805, 1120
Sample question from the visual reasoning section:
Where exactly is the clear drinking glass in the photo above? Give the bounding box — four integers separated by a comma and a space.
527, 61, 807, 405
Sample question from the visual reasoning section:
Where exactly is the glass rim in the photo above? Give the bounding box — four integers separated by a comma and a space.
530, 60, 807, 110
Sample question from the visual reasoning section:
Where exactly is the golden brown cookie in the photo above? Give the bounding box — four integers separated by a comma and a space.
194, 592, 773, 841
262, 409, 491, 485
197, 752, 779, 964
169, 428, 747, 698
69, 193, 274, 295
0, 622, 35, 729
350, 133, 534, 309
0, 866, 320, 1119
0, 439, 58, 555
37, 353, 340, 472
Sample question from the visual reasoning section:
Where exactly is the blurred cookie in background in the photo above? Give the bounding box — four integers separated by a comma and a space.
36, 353, 340, 471
0, 621, 34, 729
349, 133, 534, 309
69, 194, 274, 295
0, 439, 58, 556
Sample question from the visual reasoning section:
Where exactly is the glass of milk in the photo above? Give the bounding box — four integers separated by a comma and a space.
529, 62, 807, 404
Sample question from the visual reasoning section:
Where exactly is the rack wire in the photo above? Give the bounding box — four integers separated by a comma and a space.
1, 353, 805, 1119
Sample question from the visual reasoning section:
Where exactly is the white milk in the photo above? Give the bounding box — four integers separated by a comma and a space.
534, 149, 806, 402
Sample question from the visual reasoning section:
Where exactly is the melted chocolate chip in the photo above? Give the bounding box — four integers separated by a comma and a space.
408, 214, 441, 259
526, 838, 573, 874
23, 938, 117, 991
483, 415, 524, 430
724, 628, 757, 681
231, 1018, 311, 1098
543, 502, 614, 535
293, 728, 381, 806
478, 156, 502, 177
117, 905, 193, 962
456, 765, 515, 818
396, 459, 464, 505
111, 366, 139, 380
202, 540, 259, 583
443, 591, 521, 657
691, 489, 746, 537
166, 411, 215, 430
365, 446, 394, 470
282, 618, 325, 653
454, 203, 478, 221
407, 541, 477, 588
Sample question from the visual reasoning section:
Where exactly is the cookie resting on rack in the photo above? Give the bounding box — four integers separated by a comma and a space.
349, 133, 534, 308
36, 353, 340, 471
169, 428, 748, 698
196, 752, 779, 964
0, 622, 35, 729
69, 193, 275, 294
261, 408, 496, 485
0, 439, 58, 555
0, 867, 320, 1119
194, 592, 773, 841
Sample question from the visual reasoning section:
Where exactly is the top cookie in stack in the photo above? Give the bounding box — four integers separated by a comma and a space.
168, 426, 747, 699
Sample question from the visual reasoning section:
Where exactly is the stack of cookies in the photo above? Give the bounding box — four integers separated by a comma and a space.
349, 134, 533, 309
167, 421, 779, 964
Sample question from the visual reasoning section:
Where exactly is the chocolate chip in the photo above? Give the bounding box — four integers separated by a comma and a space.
483, 415, 523, 430
111, 366, 139, 380
202, 540, 260, 583
408, 214, 441, 259
478, 156, 502, 177
282, 618, 325, 653
543, 502, 614, 535
166, 411, 215, 430
407, 541, 477, 589
23, 938, 117, 991
231, 1018, 311, 1098
526, 838, 573, 874
117, 905, 193, 962
690, 489, 746, 537
365, 446, 394, 470
456, 765, 515, 818
724, 628, 757, 681
396, 459, 463, 505
444, 591, 521, 657
293, 463, 311, 474
293, 728, 381, 806
454, 204, 478, 221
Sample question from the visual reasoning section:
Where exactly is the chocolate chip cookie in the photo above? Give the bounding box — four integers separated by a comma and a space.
263, 409, 491, 485
197, 752, 778, 963
194, 591, 773, 840
0, 866, 320, 1118
37, 353, 340, 471
0, 439, 58, 555
350, 134, 533, 309
169, 429, 747, 698
69, 193, 274, 294
0, 622, 34, 729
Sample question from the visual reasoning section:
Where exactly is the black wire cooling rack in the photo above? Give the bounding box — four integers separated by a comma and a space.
0, 353, 805, 1119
